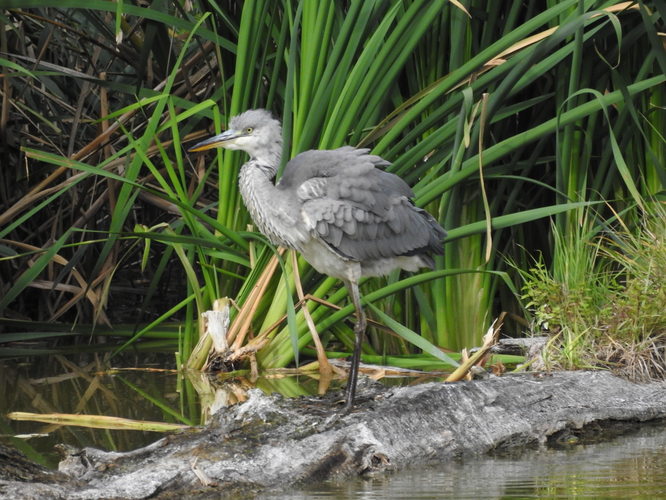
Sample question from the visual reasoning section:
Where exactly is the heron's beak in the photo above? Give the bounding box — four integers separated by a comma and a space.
188, 129, 241, 152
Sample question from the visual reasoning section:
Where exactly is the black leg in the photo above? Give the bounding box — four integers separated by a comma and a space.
344, 280, 366, 410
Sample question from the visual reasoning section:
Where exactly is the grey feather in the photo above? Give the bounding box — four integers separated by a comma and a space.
280, 147, 444, 263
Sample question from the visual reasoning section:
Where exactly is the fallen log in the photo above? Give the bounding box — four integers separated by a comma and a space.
2, 370, 666, 499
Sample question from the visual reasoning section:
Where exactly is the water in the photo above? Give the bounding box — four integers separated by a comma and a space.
2, 354, 666, 497
0, 353, 333, 467
0, 353, 190, 467
265, 423, 666, 499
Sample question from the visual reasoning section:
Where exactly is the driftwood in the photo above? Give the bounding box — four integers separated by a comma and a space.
2, 370, 666, 499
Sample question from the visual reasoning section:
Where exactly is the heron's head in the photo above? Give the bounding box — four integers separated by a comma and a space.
188, 109, 282, 159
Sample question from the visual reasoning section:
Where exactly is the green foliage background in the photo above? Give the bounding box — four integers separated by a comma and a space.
0, 0, 664, 369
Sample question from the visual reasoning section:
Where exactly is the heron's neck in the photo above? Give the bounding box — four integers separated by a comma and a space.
238, 158, 292, 247
249, 142, 282, 176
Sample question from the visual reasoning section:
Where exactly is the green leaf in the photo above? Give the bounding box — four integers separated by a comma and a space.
367, 303, 458, 367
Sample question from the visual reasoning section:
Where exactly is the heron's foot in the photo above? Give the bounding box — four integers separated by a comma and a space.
331, 395, 354, 417
342, 393, 355, 413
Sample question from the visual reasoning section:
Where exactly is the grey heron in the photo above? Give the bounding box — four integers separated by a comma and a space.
189, 109, 446, 409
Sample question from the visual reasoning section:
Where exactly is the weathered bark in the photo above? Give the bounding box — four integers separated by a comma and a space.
2, 371, 665, 499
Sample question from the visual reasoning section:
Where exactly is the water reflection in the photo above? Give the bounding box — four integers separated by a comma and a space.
267, 423, 666, 499
0, 354, 185, 467
3, 354, 666, 499
0, 353, 343, 467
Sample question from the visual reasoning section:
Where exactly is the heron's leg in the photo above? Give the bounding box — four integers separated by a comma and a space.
344, 279, 366, 410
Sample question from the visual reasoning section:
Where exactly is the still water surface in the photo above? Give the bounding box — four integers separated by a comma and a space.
263, 423, 666, 499
2, 355, 666, 498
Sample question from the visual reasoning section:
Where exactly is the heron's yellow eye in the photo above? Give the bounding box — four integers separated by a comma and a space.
245, 127, 253, 134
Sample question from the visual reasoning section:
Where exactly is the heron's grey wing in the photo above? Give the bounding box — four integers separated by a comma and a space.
280, 148, 445, 262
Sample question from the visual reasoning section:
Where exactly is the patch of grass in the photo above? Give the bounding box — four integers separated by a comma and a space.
520, 204, 666, 380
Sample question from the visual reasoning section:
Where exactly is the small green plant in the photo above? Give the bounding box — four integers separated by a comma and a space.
520, 205, 666, 380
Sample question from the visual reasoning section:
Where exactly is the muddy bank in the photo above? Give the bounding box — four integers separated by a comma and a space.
2, 371, 666, 499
